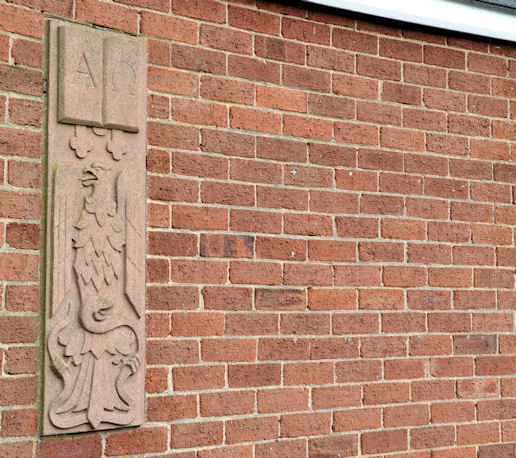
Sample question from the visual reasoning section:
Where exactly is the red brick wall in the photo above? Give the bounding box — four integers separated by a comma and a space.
1, 0, 516, 455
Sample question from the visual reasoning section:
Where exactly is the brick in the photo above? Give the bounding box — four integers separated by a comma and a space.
148, 39, 170, 66
12, 38, 42, 68
310, 336, 358, 360
472, 224, 512, 245
258, 387, 308, 413
0, 376, 37, 406
171, 0, 225, 22
405, 63, 446, 87
361, 429, 408, 454
229, 55, 280, 83
171, 312, 224, 336
148, 231, 196, 257
359, 289, 404, 310
431, 401, 475, 423
6, 222, 40, 250
333, 73, 379, 99
380, 37, 422, 61
431, 356, 473, 377
1, 408, 38, 437
455, 290, 496, 309
173, 365, 225, 391
411, 425, 455, 449
200, 390, 255, 417
201, 181, 254, 207
281, 412, 331, 437
309, 435, 358, 457
231, 209, 282, 234
258, 337, 309, 360
232, 106, 282, 135
357, 55, 401, 81
256, 36, 305, 64
284, 361, 333, 385
308, 289, 356, 311
406, 197, 448, 220
307, 45, 353, 72
146, 395, 197, 422
0, 252, 39, 282
385, 404, 429, 428
202, 129, 254, 158
38, 436, 102, 458
171, 43, 225, 74
229, 5, 280, 35
76, 0, 138, 34
171, 421, 223, 449
424, 88, 466, 111
148, 122, 199, 150
333, 408, 381, 433
257, 86, 306, 113
412, 380, 455, 401
202, 77, 253, 106
172, 259, 227, 284
0, 3, 43, 38
227, 416, 278, 443
5, 285, 39, 312
172, 98, 226, 127
383, 82, 421, 105
428, 222, 470, 243
312, 386, 361, 410
334, 121, 378, 145
469, 94, 508, 117
201, 24, 252, 55
382, 218, 425, 240
147, 340, 198, 365
458, 422, 500, 445
174, 151, 228, 180
449, 69, 490, 93
148, 67, 198, 96
228, 364, 281, 388
336, 360, 382, 383
361, 194, 403, 215
333, 28, 377, 53
411, 335, 451, 359
147, 286, 198, 311
256, 439, 306, 458
231, 261, 281, 285
381, 127, 424, 151
457, 378, 499, 398
5, 346, 38, 374
284, 114, 333, 140
382, 312, 426, 333
427, 132, 469, 156
173, 205, 227, 231
385, 359, 426, 379
202, 286, 252, 311
335, 266, 381, 286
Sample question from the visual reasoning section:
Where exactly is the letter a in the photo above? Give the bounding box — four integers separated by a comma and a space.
76, 52, 97, 87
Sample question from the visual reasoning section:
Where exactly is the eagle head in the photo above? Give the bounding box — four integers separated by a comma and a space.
81, 163, 111, 188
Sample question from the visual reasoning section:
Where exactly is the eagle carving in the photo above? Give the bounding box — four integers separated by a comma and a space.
47, 162, 144, 430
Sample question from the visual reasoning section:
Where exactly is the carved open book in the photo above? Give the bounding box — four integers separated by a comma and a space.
43, 20, 146, 435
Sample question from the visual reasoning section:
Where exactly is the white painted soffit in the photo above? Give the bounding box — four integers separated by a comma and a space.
303, 0, 516, 42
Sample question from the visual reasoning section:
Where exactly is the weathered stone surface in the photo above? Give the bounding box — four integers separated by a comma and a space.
44, 20, 146, 435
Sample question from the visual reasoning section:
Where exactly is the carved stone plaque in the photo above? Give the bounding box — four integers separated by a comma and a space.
44, 20, 146, 435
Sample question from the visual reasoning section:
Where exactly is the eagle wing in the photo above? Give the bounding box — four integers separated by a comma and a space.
52, 164, 81, 316
116, 168, 145, 318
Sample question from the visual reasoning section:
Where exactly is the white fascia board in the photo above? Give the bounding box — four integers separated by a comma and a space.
304, 0, 516, 42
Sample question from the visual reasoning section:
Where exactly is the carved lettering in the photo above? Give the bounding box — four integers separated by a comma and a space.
76, 52, 98, 87
44, 20, 147, 436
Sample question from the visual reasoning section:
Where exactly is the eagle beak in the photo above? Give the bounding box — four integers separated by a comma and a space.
81, 167, 97, 186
